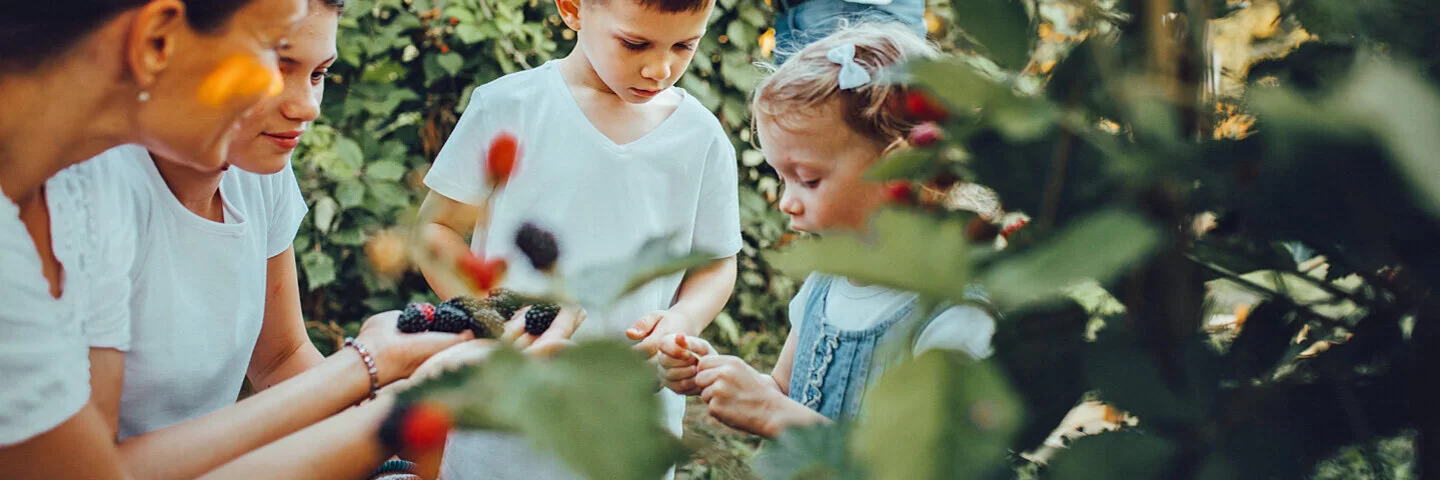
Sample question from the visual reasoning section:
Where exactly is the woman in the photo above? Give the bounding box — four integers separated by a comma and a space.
0, 0, 471, 477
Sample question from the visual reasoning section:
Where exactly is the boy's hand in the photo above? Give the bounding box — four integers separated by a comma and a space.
501, 304, 587, 349
656, 334, 713, 395
627, 310, 695, 358
695, 355, 794, 437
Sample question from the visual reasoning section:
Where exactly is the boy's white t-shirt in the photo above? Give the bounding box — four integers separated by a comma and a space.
0, 158, 141, 445
424, 60, 743, 479
92, 146, 309, 440
790, 276, 996, 359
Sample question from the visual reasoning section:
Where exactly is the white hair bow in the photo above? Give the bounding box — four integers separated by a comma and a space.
826, 43, 872, 90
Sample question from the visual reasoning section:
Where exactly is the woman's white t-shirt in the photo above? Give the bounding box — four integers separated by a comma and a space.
94, 146, 309, 440
0, 158, 141, 445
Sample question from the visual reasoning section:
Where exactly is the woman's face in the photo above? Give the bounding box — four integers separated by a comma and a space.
227, 5, 338, 174
135, 0, 307, 171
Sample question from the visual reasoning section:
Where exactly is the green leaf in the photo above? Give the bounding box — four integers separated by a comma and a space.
767, 209, 974, 305
1335, 57, 1440, 215
947, 0, 1032, 70
978, 209, 1161, 307
300, 250, 337, 290
854, 351, 1023, 480
866, 149, 940, 182
569, 234, 720, 308
313, 196, 339, 234
752, 422, 866, 480
401, 342, 687, 480
437, 52, 465, 76
336, 136, 364, 172
336, 179, 366, 208
908, 58, 1006, 112
365, 160, 407, 181
1047, 432, 1176, 480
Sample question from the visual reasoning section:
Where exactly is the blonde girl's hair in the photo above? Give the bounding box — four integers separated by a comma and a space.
752, 22, 942, 148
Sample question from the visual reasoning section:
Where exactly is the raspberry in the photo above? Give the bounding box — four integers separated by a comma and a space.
524, 302, 561, 336
515, 222, 559, 271
484, 288, 525, 320
909, 122, 943, 147
487, 132, 519, 186
398, 302, 435, 333
431, 301, 474, 334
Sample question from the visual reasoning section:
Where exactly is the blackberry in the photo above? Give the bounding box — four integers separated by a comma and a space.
524, 302, 561, 336
484, 288, 525, 320
450, 295, 506, 339
398, 302, 435, 333
431, 301, 475, 334
469, 307, 507, 339
515, 222, 559, 271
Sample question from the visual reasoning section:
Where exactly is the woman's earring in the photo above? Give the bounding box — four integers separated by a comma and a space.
138, 90, 151, 103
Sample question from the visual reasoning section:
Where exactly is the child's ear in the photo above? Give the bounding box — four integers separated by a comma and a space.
556, 0, 583, 31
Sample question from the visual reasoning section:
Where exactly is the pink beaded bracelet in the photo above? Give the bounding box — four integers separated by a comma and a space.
345, 337, 380, 401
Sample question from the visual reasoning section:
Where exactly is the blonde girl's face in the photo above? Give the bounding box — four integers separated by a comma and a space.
758, 99, 890, 234
226, 5, 338, 174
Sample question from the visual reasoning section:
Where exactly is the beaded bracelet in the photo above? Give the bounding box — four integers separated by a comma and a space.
345, 337, 380, 401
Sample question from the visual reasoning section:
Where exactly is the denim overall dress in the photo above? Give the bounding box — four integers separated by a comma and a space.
786, 274, 988, 420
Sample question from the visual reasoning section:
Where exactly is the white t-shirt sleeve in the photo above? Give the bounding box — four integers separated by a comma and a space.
913, 304, 996, 360
267, 163, 309, 258
691, 139, 743, 258
0, 200, 91, 445
424, 89, 491, 206
786, 273, 819, 332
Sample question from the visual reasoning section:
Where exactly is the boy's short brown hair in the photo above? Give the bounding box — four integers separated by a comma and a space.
588, 0, 713, 14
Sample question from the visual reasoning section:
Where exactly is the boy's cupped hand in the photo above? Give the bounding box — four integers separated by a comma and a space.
627, 310, 695, 358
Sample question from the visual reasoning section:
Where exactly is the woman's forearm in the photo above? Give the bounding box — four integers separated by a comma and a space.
117, 348, 373, 480
200, 396, 397, 480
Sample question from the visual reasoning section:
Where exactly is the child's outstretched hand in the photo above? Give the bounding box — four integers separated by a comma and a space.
655, 334, 713, 395
626, 310, 694, 358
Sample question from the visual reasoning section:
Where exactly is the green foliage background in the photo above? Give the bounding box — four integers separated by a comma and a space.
293, 0, 805, 358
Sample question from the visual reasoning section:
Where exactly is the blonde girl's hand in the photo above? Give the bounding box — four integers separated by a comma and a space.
694, 355, 794, 437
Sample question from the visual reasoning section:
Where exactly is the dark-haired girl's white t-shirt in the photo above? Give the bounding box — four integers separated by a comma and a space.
0, 158, 140, 445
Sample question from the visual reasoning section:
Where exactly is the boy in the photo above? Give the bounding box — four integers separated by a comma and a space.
416, 0, 742, 474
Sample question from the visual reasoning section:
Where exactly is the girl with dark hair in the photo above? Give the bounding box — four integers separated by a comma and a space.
0, 0, 475, 478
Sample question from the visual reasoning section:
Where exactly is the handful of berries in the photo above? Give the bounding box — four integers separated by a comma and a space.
397, 288, 563, 337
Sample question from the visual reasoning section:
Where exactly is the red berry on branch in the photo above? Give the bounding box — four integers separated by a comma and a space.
400, 402, 453, 452
1001, 218, 1029, 239
449, 17, 459, 25
884, 182, 914, 204
487, 132, 520, 186
892, 89, 949, 123
909, 122, 943, 147
439, 44, 450, 54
